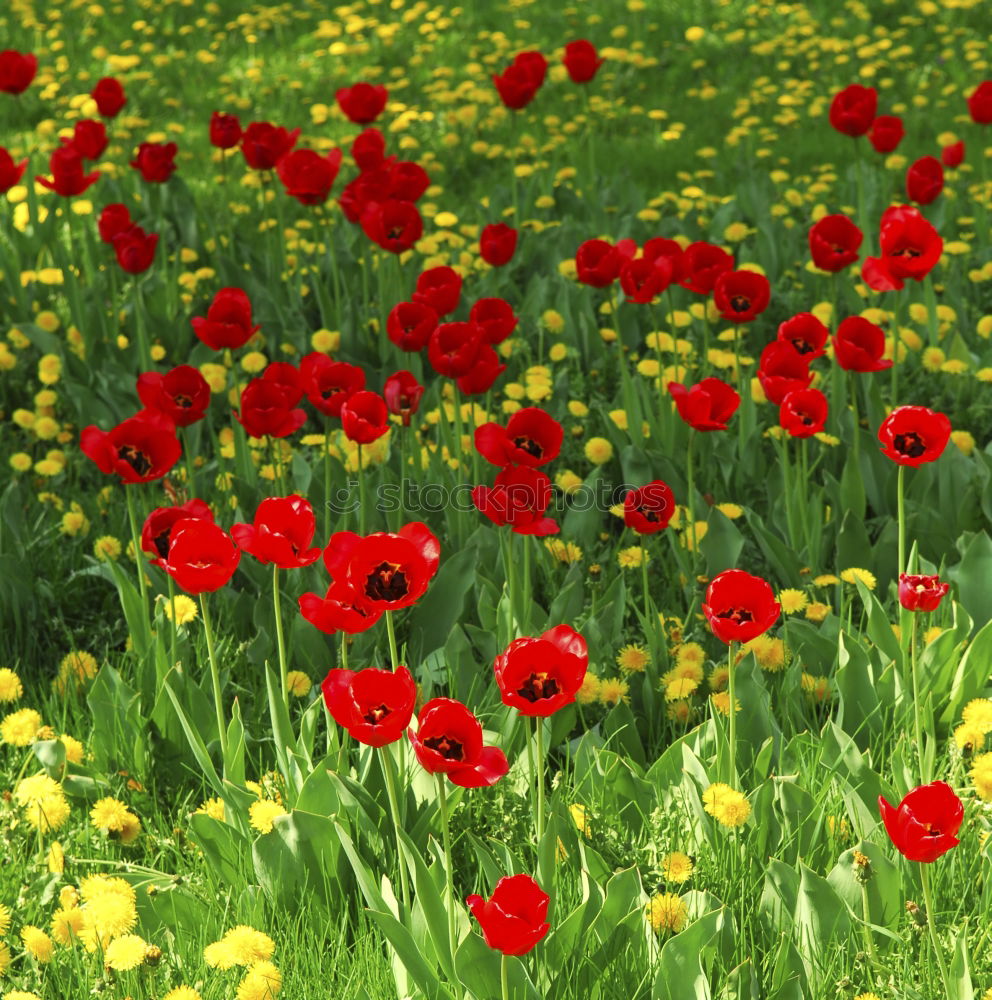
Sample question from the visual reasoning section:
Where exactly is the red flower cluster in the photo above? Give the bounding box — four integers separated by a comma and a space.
492, 50, 547, 109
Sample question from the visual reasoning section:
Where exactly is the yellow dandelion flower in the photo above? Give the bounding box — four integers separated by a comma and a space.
667, 700, 692, 724
598, 677, 630, 706
105, 934, 148, 971
616, 644, 650, 673
119, 812, 141, 845
813, 574, 839, 587
0, 667, 23, 702
237, 960, 282, 1000
195, 797, 226, 822
47, 840, 65, 874
249, 800, 287, 835
805, 601, 830, 623
162, 593, 198, 625
584, 436, 614, 465
853, 993, 882, 1000
840, 567, 876, 590
666, 677, 699, 700
777, 589, 808, 614
163, 989, 204, 1000
702, 783, 751, 827
90, 797, 131, 833
661, 851, 694, 883
742, 635, 788, 673
58, 651, 98, 687
715, 502, 743, 519
0, 903, 10, 935
617, 546, 648, 569
951, 430, 975, 456
569, 804, 591, 837
646, 893, 687, 933
921, 346, 945, 372
970, 753, 992, 801
205, 926, 276, 969
20, 926, 53, 963
51, 906, 84, 945
576, 673, 601, 705
285, 671, 311, 698
953, 723, 985, 752
963, 700, 992, 734
58, 733, 84, 763
2, 707, 42, 746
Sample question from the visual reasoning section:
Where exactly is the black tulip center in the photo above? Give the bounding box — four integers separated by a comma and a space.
153, 530, 171, 559
512, 435, 543, 459
118, 444, 152, 475
730, 295, 751, 313
365, 562, 410, 602
174, 393, 193, 408
517, 671, 561, 703
894, 431, 927, 458
423, 734, 464, 760
363, 704, 391, 725
716, 607, 754, 624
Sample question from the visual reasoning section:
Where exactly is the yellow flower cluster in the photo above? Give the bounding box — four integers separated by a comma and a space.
702, 783, 751, 828
205, 926, 281, 1000
90, 796, 142, 844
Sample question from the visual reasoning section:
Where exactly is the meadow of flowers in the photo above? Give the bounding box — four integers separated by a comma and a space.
2, 0, 992, 998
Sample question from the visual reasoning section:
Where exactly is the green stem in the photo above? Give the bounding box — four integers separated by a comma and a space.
323, 422, 333, 543
849, 372, 861, 472
727, 640, 738, 786
124, 485, 148, 611
358, 443, 367, 534
685, 429, 697, 581
437, 776, 458, 963
521, 533, 532, 634
181, 427, 197, 497
501, 952, 510, 1000
273, 564, 289, 713
199, 595, 228, 756
897, 464, 906, 578
535, 716, 546, 844
505, 531, 517, 639
910, 614, 927, 783
167, 575, 178, 668
385, 610, 400, 672
860, 882, 878, 968
380, 746, 411, 912
640, 538, 651, 627
920, 862, 952, 998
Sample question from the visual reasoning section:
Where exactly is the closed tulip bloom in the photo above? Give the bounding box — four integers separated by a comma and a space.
757, 342, 812, 406
428, 321, 484, 378
322, 667, 416, 747
808, 214, 863, 273
98, 203, 132, 243
234, 378, 307, 439
966, 81, 992, 125
457, 345, 506, 396
472, 465, 558, 536
0, 50, 37, 94
351, 127, 386, 170
779, 389, 828, 438
341, 390, 390, 444
678, 242, 734, 295
898, 574, 950, 613
668, 377, 740, 431
137, 365, 211, 427
479, 223, 518, 266
492, 61, 541, 110
623, 480, 676, 534
66, 120, 108, 161
831, 316, 892, 372
161, 519, 241, 594
232, 495, 321, 569
130, 141, 177, 183
383, 371, 424, 426
241, 121, 300, 170
563, 40, 604, 83
336, 82, 388, 124
91, 77, 126, 117
469, 297, 518, 345
466, 875, 550, 956
408, 698, 509, 787
868, 115, 904, 154
877, 405, 951, 467
703, 569, 780, 645
191, 287, 260, 351
829, 84, 877, 137
878, 781, 963, 862
494, 625, 588, 717
112, 225, 158, 274
141, 499, 214, 559
905, 155, 943, 206
412, 266, 462, 317
940, 140, 964, 169
575, 239, 622, 287
209, 111, 242, 149
276, 147, 343, 205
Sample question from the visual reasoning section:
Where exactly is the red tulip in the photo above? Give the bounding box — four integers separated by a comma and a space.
112, 225, 158, 274
160, 519, 241, 595
905, 155, 943, 206
808, 214, 863, 272
412, 266, 462, 317
360, 199, 423, 253
479, 223, 518, 267
757, 342, 812, 406
241, 121, 300, 170
137, 365, 211, 427
862, 205, 942, 292
383, 371, 424, 427
91, 77, 126, 117
466, 875, 550, 956
668, 377, 740, 432
777, 313, 829, 360
209, 111, 242, 149
351, 127, 386, 170
191, 288, 260, 351
575, 239, 622, 287
0, 50, 37, 95
620, 256, 674, 304
141, 499, 214, 559
457, 345, 506, 396
261, 361, 303, 406
898, 573, 950, 613
678, 241, 734, 295
624, 481, 676, 534
387, 300, 438, 352
779, 388, 828, 439
66, 120, 107, 161
80, 409, 181, 485
703, 569, 781, 645
476, 408, 563, 469
232, 495, 321, 569
299, 354, 364, 417
336, 83, 388, 124
492, 61, 541, 110
469, 297, 518, 345
0, 147, 27, 192
877, 405, 951, 467
940, 140, 964, 169
322, 666, 416, 747
878, 781, 962, 862
829, 84, 877, 137
513, 51, 548, 88
323, 522, 440, 615
831, 316, 892, 373
276, 148, 342, 205
563, 40, 604, 83
428, 321, 484, 378
494, 625, 588, 717
472, 465, 558, 536
713, 269, 770, 323
130, 141, 177, 183
643, 238, 684, 283
298, 580, 382, 635
408, 698, 509, 787
341, 390, 390, 444
234, 378, 307, 439
97, 203, 132, 243
867, 115, 904, 154
36, 146, 100, 197
967, 81, 992, 125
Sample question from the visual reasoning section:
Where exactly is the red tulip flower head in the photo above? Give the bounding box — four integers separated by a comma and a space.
241, 121, 300, 171
831, 316, 892, 373
192, 288, 260, 351
713, 269, 771, 324
494, 625, 588, 717
457, 345, 507, 396
235, 377, 307, 440
898, 574, 950, 613
878, 781, 963, 862
620, 256, 674, 304
408, 698, 509, 787
475, 408, 563, 468
323, 522, 440, 615
66, 120, 108, 161
563, 40, 604, 83
623, 480, 676, 534
299, 355, 364, 417
428, 321, 484, 378
0, 50, 37, 95
668, 377, 740, 432
91, 77, 126, 117
137, 365, 211, 427
383, 371, 424, 427
777, 313, 829, 360
862, 205, 942, 292
868, 115, 904, 154
322, 666, 416, 747
779, 389, 828, 439
808, 215, 863, 272
967, 81, 992, 125
161, 519, 241, 595
492, 61, 541, 110
80, 409, 180, 484
336, 83, 389, 124
142, 499, 214, 560
98, 203, 132, 243
277, 148, 343, 205
130, 141, 177, 183
298, 580, 382, 636
469, 298, 518, 345
702, 569, 781, 645
232, 495, 321, 569
360, 199, 423, 253
679, 242, 734, 294
466, 875, 550, 956
413, 266, 462, 317
757, 342, 813, 406
0, 147, 27, 193
905, 155, 944, 206
352, 127, 386, 170
341, 390, 390, 444
386, 301, 438, 352
940, 140, 964, 169
112, 225, 159, 274
209, 111, 242, 149
829, 84, 877, 137
472, 465, 558, 536
575, 239, 622, 287
37, 146, 100, 197
480, 223, 518, 266
877, 405, 951, 467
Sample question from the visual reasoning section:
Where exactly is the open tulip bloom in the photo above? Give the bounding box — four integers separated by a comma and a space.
408, 698, 509, 788
466, 874, 550, 956
322, 666, 416, 747
494, 625, 588, 717
879, 781, 962, 863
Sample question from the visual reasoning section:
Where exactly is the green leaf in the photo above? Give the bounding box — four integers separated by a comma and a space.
264, 664, 301, 804
826, 842, 903, 935
454, 931, 541, 1000
941, 616, 992, 726
366, 909, 447, 1000
86, 663, 145, 774
949, 921, 973, 1000
794, 863, 851, 957
700, 506, 744, 577
653, 905, 732, 1000
189, 813, 251, 887
948, 530, 992, 630
407, 545, 479, 663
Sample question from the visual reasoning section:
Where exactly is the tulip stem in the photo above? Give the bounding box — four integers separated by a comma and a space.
640, 539, 651, 628
501, 952, 510, 1000
385, 610, 400, 672
726, 640, 738, 786
909, 614, 928, 783
848, 372, 861, 478
199, 594, 228, 757
380, 746, 411, 913
124, 485, 148, 612
685, 429, 697, 582
166, 575, 178, 668
180, 426, 197, 497
358, 443, 367, 534
323, 422, 333, 543
859, 881, 878, 968
535, 716, 546, 845
920, 861, 952, 998
521, 534, 532, 634
273, 564, 289, 713
436, 776, 458, 963
897, 464, 906, 578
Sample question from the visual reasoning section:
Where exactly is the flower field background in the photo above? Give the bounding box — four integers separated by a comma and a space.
2, 0, 992, 998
